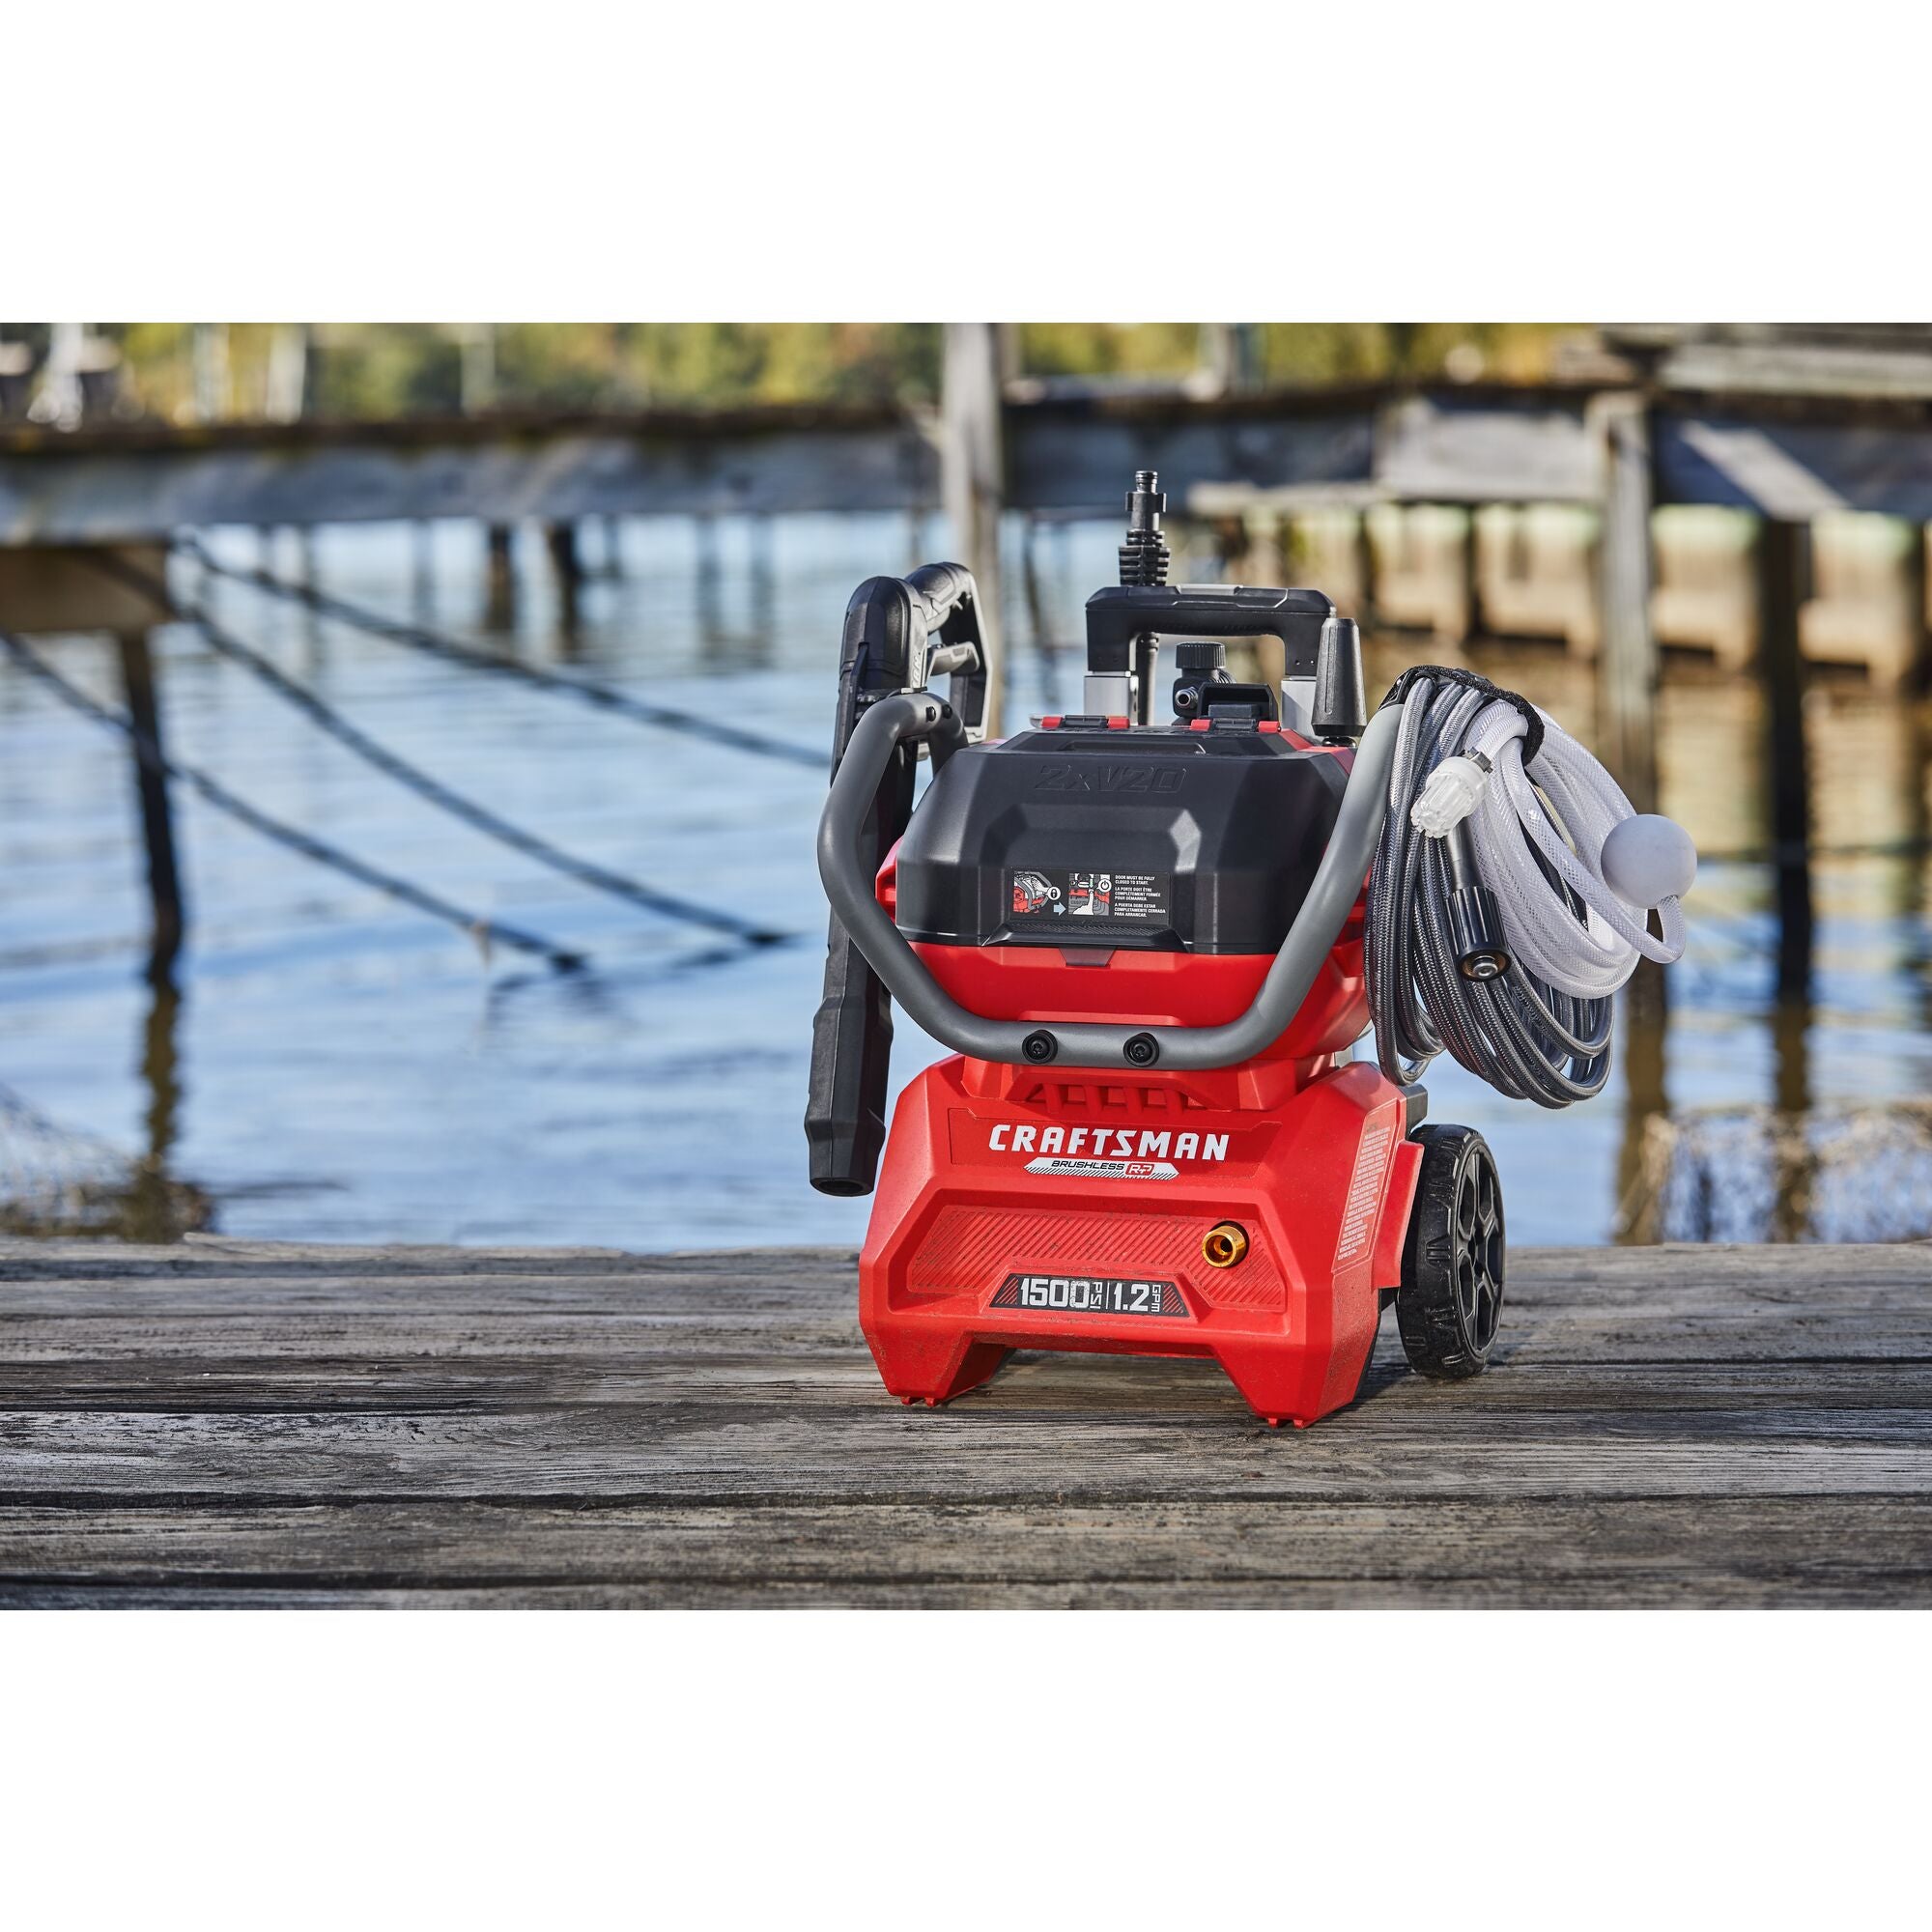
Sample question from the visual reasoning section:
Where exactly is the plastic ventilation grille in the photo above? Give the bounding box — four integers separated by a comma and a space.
906, 1204, 1286, 1312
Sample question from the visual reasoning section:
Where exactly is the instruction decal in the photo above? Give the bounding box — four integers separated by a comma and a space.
1006, 868, 1170, 924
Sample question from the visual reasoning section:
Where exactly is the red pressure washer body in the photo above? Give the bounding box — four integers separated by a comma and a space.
858, 712, 1422, 1430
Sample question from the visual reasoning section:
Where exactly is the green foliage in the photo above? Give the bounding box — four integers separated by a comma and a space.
309, 326, 463, 417
1255, 324, 1579, 386
35, 323, 1584, 422
1018, 323, 1202, 379
620, 324, 940, 407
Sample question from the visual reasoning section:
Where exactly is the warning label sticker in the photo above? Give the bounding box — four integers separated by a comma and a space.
1007, 868, 1170, 924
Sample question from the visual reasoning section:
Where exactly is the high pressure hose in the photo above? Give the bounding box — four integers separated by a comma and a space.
1365, 670, 1693, 1109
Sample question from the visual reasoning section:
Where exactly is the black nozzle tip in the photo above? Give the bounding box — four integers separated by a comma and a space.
1449, 885, 1511, 982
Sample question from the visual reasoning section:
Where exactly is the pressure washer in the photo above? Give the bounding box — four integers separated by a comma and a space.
806, 470, 1693, 1427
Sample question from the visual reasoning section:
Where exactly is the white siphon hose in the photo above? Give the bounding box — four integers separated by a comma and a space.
1366, 673, 1691, 1108
1460, 702, 1687, 1001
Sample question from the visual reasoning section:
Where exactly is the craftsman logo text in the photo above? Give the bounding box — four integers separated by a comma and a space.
989, 1123, 1229, 1162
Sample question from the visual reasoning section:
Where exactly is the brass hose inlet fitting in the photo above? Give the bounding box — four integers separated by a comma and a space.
1202, 1222, 1249, 1268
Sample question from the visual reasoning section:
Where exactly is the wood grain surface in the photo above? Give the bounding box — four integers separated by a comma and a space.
3, 1236, 1928, 1607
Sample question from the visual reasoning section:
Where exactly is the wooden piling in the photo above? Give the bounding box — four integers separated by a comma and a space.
293, 526, 325, 661
1352, 510, 1377, 628
545, 520, 582, 635
1904, 520, 1931, 694
1461, 507, 1486, 648
114, 630, 185, 981
1758, 516, 1815, 1003
125, 978, 185, 1244
412, 521, 437, 613
1614, 959, 1670, 1244
1770, 993, 1815, 1244
748, 514, 776, 648
942, 324, 1006, 736
1595, 397, 1661, 815
485, 524, 514, 628
694, 512, 722, 649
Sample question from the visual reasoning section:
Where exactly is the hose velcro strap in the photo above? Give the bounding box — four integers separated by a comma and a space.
1378, 666, 1545, 766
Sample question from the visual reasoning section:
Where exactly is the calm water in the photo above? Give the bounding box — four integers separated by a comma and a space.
2, 514, 1928, 1249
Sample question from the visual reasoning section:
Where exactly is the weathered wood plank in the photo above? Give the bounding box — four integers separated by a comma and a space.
5, 1399, 1930, 1505
5, 1499, 1926, 1609
7, 1243, 1927, 1368
3, 1357, 1928, 1416
1, 1239, 1927, 1605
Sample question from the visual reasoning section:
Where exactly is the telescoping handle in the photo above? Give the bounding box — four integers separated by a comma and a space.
806, 567, 987, 1196
816, 692, 1406, 1074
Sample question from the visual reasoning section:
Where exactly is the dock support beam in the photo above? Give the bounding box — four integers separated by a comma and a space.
942, 323, 1006, 736
1595, 396, 1660, 815
1758, 516, 1814, 1003
115, 629, 185, 983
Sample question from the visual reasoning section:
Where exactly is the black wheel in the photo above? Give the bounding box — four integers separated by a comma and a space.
1395, 1124, 1504, 1379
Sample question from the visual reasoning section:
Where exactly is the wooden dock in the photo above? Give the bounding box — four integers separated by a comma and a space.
2, 1236, 1928, 1607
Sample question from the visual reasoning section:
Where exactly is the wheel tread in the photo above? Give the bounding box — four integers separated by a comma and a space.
1395, 1124, 1505, 1380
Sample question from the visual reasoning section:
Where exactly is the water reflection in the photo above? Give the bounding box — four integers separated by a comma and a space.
1, 511, 1929, 1249
0, 977, 209, 1241
1614, 962, 1669, 1243
121, 977, 199, 1242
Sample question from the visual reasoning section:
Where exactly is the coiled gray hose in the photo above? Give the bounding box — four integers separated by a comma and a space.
1365, 675, 1614, 1108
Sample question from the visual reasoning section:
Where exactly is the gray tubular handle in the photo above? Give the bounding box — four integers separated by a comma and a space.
816, 693, 1406, 1072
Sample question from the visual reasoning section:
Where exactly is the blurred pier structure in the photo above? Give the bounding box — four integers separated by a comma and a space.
5, 323, 1932, 999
